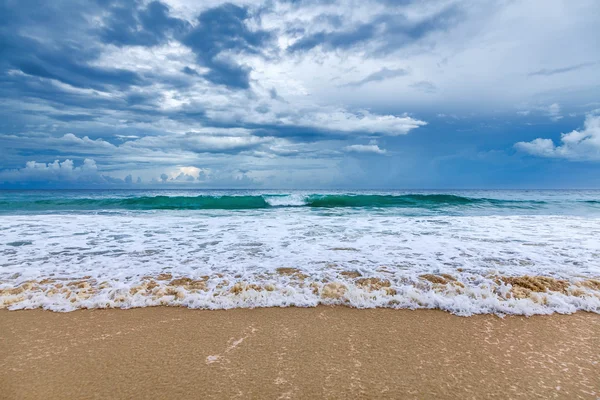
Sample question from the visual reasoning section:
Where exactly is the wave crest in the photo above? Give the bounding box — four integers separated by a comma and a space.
0, 193, 533, 211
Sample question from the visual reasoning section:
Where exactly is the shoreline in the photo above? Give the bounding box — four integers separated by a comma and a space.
3, 271, 600, 314
1, 307, 599, 399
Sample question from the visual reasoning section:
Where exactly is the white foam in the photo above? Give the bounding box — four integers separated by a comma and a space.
263, 194, 308, 207
1, 211, 600, 315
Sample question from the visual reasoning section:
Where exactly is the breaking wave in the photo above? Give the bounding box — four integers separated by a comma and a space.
0, 193, 552, 211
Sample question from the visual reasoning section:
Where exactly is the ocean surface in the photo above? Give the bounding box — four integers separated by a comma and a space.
1, 189, 600, 315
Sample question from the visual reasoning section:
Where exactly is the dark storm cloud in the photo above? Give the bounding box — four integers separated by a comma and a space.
99, 0, 190, 47
0, 1, 145, 96
0, 72, 127, 112
10, 44, 143, 91
183, 3, 273, 89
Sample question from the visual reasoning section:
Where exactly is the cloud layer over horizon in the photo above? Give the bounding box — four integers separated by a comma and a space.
1, 0, 600, 189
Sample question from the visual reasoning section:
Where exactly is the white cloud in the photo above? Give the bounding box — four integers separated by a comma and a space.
175, 166, 206, 179
344, 143, 387, 155
121, 132, 279, 154
91, 42, 198, 76
286, 110, 426, 136
182, 134, 274, 151
516, 103, 565, 120
58, 133, 117, 149
515, 114, 600, 160
153, 165, 256, 187
0, 159, 104, 183
255, 0, 600, 112
546, 103, 562, 121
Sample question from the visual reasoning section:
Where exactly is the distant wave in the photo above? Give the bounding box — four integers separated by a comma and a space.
0, 193, 555, 211
305, 194, 484, 207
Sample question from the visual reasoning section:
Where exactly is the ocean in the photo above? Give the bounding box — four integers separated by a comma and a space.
1, 189, 599, 315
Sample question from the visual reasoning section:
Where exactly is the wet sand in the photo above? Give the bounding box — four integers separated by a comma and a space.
1, 307, 599, 399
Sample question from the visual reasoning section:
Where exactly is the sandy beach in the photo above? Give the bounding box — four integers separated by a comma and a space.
1, 307, 598, 399
2, 0, 600, 397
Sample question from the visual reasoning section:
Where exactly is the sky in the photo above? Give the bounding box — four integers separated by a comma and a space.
0, 0, 599, 189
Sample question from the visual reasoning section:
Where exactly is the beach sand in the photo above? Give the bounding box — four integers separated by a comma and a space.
1, 307, 599, 399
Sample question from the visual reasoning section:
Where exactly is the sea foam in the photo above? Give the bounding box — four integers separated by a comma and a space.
1, 211, 600, 315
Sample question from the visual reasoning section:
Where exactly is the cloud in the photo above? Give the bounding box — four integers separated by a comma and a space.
176, 166, 206, 179
515, 104, 563, 120
58, 133, 117, 150
5, 43, 144, 91
410, 80, 437, 93
0, 158, 260, 188
0, 159, 105, 184
277, 110, 426, 136
0, 130, 278, 164
2, 0, 600, 189
182, 3, 273, 89
344, 143, 387, 154
528, 62, 596, 77
182, 66, 200, 76
173, 172, 196, 181
182, 134, 273, 152
341, 68, 408, 87
286, 3, 461, 55
287, 22, 377, 53
515, 114, 600, 160
155, 165, 257, 187
546, 103, 562, 121
127, 132, 276, 154
99, 1, 189, 47
0, 133, 118, 158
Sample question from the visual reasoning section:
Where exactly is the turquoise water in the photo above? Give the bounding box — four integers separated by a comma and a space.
1, 190, 599, 215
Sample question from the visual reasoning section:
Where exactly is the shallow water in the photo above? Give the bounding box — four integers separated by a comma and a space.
1, 190, 600, 315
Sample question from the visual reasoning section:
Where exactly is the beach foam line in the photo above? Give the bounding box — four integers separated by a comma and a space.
2, 271, 599, 315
